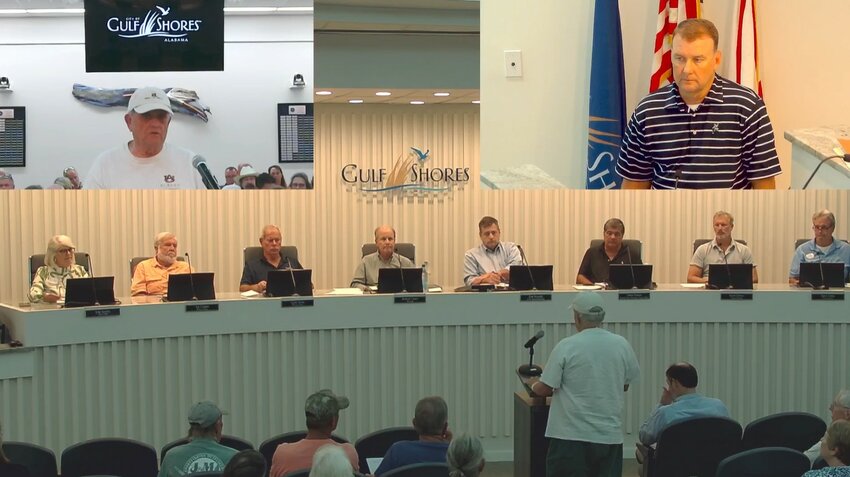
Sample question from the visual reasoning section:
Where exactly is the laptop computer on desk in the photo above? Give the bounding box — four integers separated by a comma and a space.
509, 265, 554, 291
166, 273, 216, 301
607, 264, 653, 290
64, 276, 117, 307
707, 264, 754, 289
799, 262, 846, 289
377, 267, 423, 293
266, 269, 313, 297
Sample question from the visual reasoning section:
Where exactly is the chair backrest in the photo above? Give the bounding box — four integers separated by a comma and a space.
258, 431, 348, 476
648, 416, 742, 477
361, 243, 415, 263
588, 239, 642, 259
2, 441, 58, 477
354, 426, 419, 474
29, 253, 90, 285
129, 256, 186, 278
243, 246, 300, 266
282, 469, 311, 477
715, 447, 811, 477
60, 438, 158, 477
741, 411, 826, 452
381, 462, 450, 477
160, 435, 254, 463
692, 239, 748, 254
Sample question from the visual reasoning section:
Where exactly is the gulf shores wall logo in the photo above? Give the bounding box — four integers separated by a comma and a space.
341, 147, 471, 193
107, 6, 201, 41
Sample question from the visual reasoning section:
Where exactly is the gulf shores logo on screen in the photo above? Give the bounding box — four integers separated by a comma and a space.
341, 147, 471, 193
106, 6, 202, 41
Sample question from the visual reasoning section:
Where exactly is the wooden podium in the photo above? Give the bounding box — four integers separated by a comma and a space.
513, 391, 551, 477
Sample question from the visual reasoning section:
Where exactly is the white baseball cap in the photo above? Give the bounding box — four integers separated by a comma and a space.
127, 87, 172, 114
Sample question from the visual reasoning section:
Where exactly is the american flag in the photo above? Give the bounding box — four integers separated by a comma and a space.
649, 0, 701, 92
728, 0, 763, 97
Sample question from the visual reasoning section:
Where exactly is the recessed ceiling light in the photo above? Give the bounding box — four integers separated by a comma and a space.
472, 100, 481, 104
349, 99, 364, 104
375, 91, 392, 97
433, 92, 450, 97
410, 101, 425, 105
315, 91, 333, 96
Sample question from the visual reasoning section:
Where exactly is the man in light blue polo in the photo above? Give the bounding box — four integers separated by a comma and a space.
522, 292, 640, 477
789, 209, 850, 285
462, 216, 522, 286
159, 401, 238, 477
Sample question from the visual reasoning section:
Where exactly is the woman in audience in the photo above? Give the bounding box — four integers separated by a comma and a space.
268, 165, 287, 188
309, 444, 358, 477
289, 173, 312, 190
447, 433, 485, 477
804, 420, 850, 476
222, 449, 266, 477
28, 235, 88, 303
0, 421, 32, 477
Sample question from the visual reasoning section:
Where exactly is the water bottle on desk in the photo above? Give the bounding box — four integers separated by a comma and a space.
422, 261, 429, 293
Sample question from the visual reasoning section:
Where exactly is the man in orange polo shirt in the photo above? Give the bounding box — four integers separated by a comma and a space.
131, 232, 192, 296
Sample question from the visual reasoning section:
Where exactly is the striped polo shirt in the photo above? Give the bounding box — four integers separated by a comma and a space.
617, 75, 782, 189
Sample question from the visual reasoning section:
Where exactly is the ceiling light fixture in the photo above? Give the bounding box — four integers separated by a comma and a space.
316, 91, 333, 96
410, 100, 425, 105
375, 91, 392, 96
433, 92, 450, 97
349, 99, 364, 104
472, 100, 481, 104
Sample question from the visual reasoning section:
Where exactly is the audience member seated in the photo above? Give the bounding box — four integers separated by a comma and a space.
53, 177, 74, 189
350, 225, 414, 290
222, 449, 267, 477
447, 433, 484, 477
807, 391, 850, 463
269, 389, 358, 477
0, 421, 31, 477
28, 235, 89, 303
374, 396, 452, 476
159, 401, 238, 477
256, 173, 281, 189
636, 362, 729, 476
0, 169, 15, 189
63, 167, 83, 189
223, 166, 238, 187
576, 218, 641, 285
268, 165, 287, 188
803, 420, 850, 476
289, 173, 312, 189
131, 232, 191, 296
237, 166, 260, 190
309, 445, 360, 477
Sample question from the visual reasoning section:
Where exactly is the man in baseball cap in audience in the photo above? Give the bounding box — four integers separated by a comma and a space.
159, 400, 238, 477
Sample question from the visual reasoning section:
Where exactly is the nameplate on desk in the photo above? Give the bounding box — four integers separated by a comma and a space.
812, 292, 845, 301
394, 295, 426, 304
618, 291, 650, 300
281, 299, 314, 308
520, 293, 552, 302
186, 304, 219, 312
85, 308, 120, 318
721, 292, 753, 301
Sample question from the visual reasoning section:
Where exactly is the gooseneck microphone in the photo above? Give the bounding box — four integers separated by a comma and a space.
519, 330, 544, 377
523, 330, 544, 349
815, 261, 828, 290
395, 253, 409, 293
625, 246, 638, 289
84, 253, 100, 306
285, 257, 299, 296
184, 253, 198, 300
192, 155, 222, 190
802, 154, 850, 190
516, 244, 537, 290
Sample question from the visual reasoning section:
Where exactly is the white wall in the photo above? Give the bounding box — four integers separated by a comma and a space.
0, 14, 313, 188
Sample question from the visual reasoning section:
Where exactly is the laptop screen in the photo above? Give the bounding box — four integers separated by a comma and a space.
266, 269, 313, 297
167, 273, 216, 301
377, 267, 423, 293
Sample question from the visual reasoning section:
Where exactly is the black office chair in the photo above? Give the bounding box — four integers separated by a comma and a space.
381, 462, 450, 477
740, 412, 826, 452
258, 432, 348, 476
282, 469, 311, 477
2, 441, 58, 477
243, 246, 300, 267
589, 239, 643, 259
354, 426, 418, 474
129, 256, 186, 278
28, 253, 91, 284
361, 243, 415, 263
644, 416, 742, 477
60, 438, 158, 477
692, 239, 747, 253
715, 447, 811, 477
160, 435, 254, 463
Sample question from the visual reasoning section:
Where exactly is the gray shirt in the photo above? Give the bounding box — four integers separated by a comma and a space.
351, 252, 415, 289
690, 239, 754, 278
463, 242, 522, 286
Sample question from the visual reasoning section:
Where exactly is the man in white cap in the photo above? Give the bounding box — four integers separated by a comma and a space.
158, 400, 238, 477
521, 292, 640, 477
86, 87, 205, 189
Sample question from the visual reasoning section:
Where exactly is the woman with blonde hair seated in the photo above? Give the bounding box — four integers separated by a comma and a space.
804, 420, 850, 476
28, 235, 88, 303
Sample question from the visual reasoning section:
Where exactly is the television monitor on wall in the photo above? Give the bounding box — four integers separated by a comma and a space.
84, 0, 225, 72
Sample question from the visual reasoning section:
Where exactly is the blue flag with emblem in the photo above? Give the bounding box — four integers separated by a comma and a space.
586, 0, 626, 189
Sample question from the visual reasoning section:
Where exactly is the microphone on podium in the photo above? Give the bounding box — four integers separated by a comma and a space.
518, 330, 544, 377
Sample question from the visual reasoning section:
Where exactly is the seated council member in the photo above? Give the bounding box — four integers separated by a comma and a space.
687, 211, 758, 284
576, 218, 641, 286
86, 87, 205, 190
350, 225, 414, 290
28, 235, 89, 303
463, 216, 522, 286
790, 209, 850, 285
240, 225, 304, 293
131, 232, 192, 296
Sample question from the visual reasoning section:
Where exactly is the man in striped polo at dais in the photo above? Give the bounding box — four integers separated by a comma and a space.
617, 19, 781, 189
